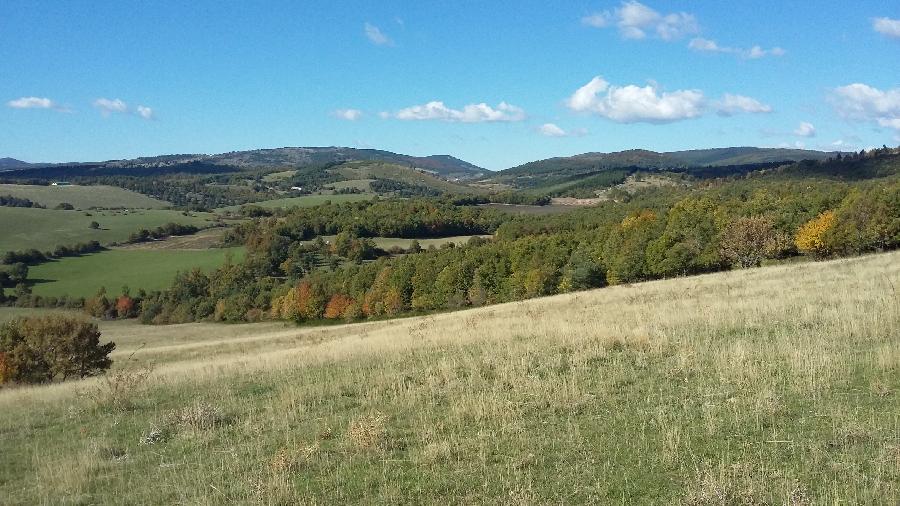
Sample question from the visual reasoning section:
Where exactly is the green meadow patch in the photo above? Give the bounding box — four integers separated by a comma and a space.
218, 193, 374, 212
0, 207, 216, 255
28, 247, 245, 298
0, 184, 169, 209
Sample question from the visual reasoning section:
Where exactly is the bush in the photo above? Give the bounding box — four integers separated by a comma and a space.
719, 216, 781, 268
795, 211, 836, 257
0, 315, 115, 384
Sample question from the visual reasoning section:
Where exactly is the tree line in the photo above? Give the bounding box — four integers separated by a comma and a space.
133, 168, 898, 325
0, 195, 44, 208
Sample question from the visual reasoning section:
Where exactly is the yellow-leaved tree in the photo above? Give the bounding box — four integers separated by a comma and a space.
795, 210, 836, 257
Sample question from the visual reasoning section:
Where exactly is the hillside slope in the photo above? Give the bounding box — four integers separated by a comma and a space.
2, 251, 897, 503
3, 147, 486, 181
0, 158, 32, 170
501, 147, 832, 176
491, 147, 835, 192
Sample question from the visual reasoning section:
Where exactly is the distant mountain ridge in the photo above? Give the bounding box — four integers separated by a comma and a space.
500, 147, 834, 177
0, 158, 33, 170
7, 147, 486, 180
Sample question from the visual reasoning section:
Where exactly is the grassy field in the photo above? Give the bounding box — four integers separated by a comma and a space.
26, 247, 246, 298
218, 193, 374, 212
335, 161, 488, 194
309, 234, 490, 250
0, 251, 898, 503
328, 179, 374, 191
261, 170, 297, 182
0, 207, 217, 254
0, 184, 169, 209
0, 307, 84, 324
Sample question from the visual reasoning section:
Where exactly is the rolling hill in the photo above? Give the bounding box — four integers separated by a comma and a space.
1, 147, 486, 181
487, 147, 838, 192
0, 158, 33, 170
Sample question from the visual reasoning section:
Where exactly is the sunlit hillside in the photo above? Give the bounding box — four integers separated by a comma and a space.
1, 251, 898, 504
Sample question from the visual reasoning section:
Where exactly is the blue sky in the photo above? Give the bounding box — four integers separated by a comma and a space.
2, 1, 898, 170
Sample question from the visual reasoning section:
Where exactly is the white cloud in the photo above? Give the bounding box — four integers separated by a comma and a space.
333, 108, 363, 121
745, 45, 785, 59
566, 76, 704, 123
393, 101, 526, 123
539, 123, 567, 137
136, 105, 154, 120
92, 98, 155, 119
873, 17, 900, 38
794, 122, 816, 137
831, 83, 900, 130
688, 37, 720, 51
583, 1, 697, 41
715, 94, 772, 116
830, 139, 855, 150
580, 13, 610, 28
689, 37, 784, 59
538, 123, 587, 137
93, 98, 128, 116
364, 22, 393, 46
7, 96, 54, 109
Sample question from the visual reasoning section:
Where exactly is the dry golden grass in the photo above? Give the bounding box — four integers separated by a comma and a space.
0, 251, 898, 504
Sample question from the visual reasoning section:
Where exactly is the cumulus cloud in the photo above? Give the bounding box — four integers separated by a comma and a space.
539, 123, 567, 137
793, 122, 816, 137
582, 1, 697, 40
831, 83, 900, 130
715, 94, 772, 116
7, 96, 71, 112
93, 98, 128, 116
92, 98, 155, 119
8, 96, 54, 109
538, 123, 587, 137
873, 17, 900, 38
688, 37, 720, 51
332, 108, 363, 121
364, 22, 393, 46
136, 105, 155, 120
566, 76, 704, 123
392, 101, 526, 123
689, 37, 785, 59
746, 45, 785, 58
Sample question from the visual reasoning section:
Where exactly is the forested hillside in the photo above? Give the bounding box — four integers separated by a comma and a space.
112, 148, 900, 325
484, 147, 838, 197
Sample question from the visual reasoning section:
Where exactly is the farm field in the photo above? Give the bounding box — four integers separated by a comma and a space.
218, 193, 374, 212
328, 179, 375, 191
0, 184, 169, 209
1, 251, 897, 504
115, 228, 227, 251
308, 234, 491, 250
334, 161, 488, 194
26, 247, 246, 298
261, 170, 297, 182
0, 207, 217, 254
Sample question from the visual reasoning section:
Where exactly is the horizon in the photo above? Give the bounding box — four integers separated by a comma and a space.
2, 1, 899, 170
2, 144, 852, 172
